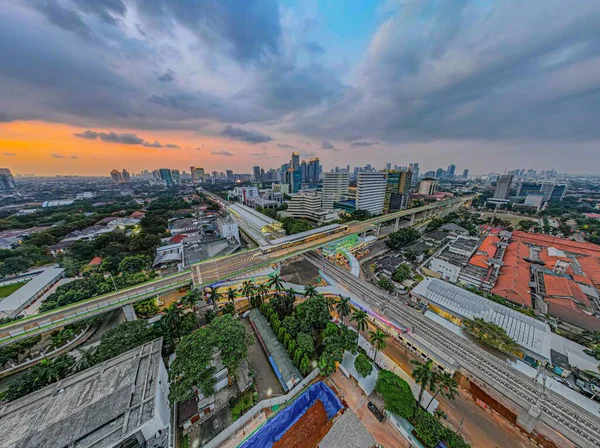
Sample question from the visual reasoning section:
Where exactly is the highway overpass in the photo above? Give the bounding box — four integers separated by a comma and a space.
0, 196, 472, 347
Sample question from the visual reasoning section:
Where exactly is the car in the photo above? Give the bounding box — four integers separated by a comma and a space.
367, 402, 385, 422
555, 377, 573, 389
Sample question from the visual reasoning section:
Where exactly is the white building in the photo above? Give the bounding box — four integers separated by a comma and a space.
356, 172, 387, 215
322, 172, 349, 210
0, 268, 65, 318
227, 186, 259, 204
418, 178, 437, 195
217, 217, 240, 243
284, 190, 339, 223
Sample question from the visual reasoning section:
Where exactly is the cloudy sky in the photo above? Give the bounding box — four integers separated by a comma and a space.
1, 0, 600, 176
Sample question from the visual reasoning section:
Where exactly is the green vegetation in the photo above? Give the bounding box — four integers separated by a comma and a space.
375, 370, 416, 419
133, 297, 160, 318
230, 390, 256, 421
581, 331, 600, 361
378, 276, 395, 292
0, 282, 26, 299
392, 264, 412, 283
386, 228, 420, 251
169, 314, 253, 403
354, 353, 373, 378
465, 285, 536, 318
281, 217, 314, 235
0, 335, 41, 369
463, 317, 518, 354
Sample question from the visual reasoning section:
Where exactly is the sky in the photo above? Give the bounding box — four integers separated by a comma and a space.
1, 0, 600, 176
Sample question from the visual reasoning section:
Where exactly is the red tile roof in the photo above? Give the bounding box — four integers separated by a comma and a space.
511, 231, 600, 257
492, 241, 532, 307
169, 234, 188, 244
469, 235, 500, 269
545, 299, 600, 332
88, 256, 103, 266
543, 274, 590, 307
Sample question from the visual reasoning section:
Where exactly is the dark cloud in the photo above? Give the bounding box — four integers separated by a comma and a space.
51, 153, 66, 158
157, 69, 175, 83
70, 0, 127, 26
222, 125, 272, 143
299, 150, 316, 158
211, 150, 233, 156
250, 151, 273, 159
73, 130, 179, 148
277, 143, 295, 149
305, 41, 325, 54
2, 152, 16, 156
321, 140, 336, 150
350, 141, 379, 147
29, 0, 93, 40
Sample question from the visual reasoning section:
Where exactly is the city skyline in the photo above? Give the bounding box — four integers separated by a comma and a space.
2, 1, 600, 175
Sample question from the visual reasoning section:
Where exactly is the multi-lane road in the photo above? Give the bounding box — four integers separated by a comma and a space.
305, 252, 600, 448
0, 196, 470, 347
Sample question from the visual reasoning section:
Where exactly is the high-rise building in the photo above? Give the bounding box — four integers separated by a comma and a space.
253, 166, 261, 182
190, 166, 198, 183
291, 167, 302, 193
356, 172, 387, 215
0, 168, 16, 193
110, 169, 123, 183
307, 158, 321, 182
300, 160, 307, 182
291, 152, 300, 169
494, 175, 513, 200
322, 172, 349, 210
226, 170, 234, 181
410, 163, 420, 186
435, 168, 444, 178
462, 169, 469, 179
384, 170, 412, 212
159, 168, 174, 187
121, 169, 131, 182
171, 169, 181, 184
447, 164, 456, 178
418, 178, 437, 196
385, 162, 392, 171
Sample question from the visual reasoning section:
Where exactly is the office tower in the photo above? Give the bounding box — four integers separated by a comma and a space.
159, 168, 174, 187
110, 169, 123, 183
290, 166, 302, 193
447, 164, 456, 178
494, 175, 513, 199
346, 165, 350, 173
190, 166, 198, 183
260, 168, 265, 180
462, 169, 469, 179
424, 170, 435, 178
322, 172, 350, 210
300, 160, 307, 182
291, 152, 300, 169
356, 172, 387, 215
252, 166, 261, 182
0, 168, 17, 192
418, 178, 437, 195
385, 162, 392, 171
410, 163, 420, 185
384, 171, 412, 212
226, 170, 234, 181
152, 170, 160, 179
171, 169, 181, 184
435, 168, 444, 178
121, 169, 131, 182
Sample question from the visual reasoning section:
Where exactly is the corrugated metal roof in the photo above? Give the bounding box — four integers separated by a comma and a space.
0, 268, 64, 315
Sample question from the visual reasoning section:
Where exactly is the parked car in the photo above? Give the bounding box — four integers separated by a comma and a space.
555, 377, 573, 389
368, 402, 385, 422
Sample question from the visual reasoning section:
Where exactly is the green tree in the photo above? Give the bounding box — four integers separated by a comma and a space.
303, 284, 318, 299
282, 315, 300, 337
226, 287, 237, 303
118, 255, 151, 274
369, 328, 388, 361
0, 256, 31, 277
318, 351, 337, 376
162, 303, 184, 342
50, 327, 75, 350
268, 274, 284, 292
73, 347, 96, 372
386, 228, 420, 251
427, 372, 459, 409
296, 332, 314, 356
378, 276, 395, 293
296, 296, 330, 334
299, 355, 311, 375
94, 320, 157, 363
134, 297, 160, 318
392, 264, 412, 283
351, 309, 368, 333
335, 296, 351, 325
354, 353, 373, 378
241, 280, 255, 300
375, 370, 416, 419
463, 317, 518, 354
411, 359, 437, 408
169, 314, 253, 403
271, 289, 296, 318
413, 410, 446, 447
206, 287, 219, 305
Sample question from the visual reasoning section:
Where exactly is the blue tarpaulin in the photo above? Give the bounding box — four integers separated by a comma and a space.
239, 381, 343, 448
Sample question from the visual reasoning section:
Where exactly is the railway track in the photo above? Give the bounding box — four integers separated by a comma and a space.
306, 252, 600, 446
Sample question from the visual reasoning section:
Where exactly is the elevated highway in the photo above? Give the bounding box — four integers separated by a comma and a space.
306, 252, 600, 448
0, 196, 472, 347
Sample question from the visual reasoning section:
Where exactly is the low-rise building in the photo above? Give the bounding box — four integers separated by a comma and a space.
283, 190, 339, 223
0, 268, 65, 318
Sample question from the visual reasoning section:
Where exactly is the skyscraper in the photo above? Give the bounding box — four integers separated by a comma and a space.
300, 160, 307, 182
410, 163, 420, 186
307, 158, 321, 182
447, 164, 456, 178
356, 172, 387, 215
291, 152, 300, 169
0, 168, 16, 193
226, 170, 234, 181
322, 172, 349, 210
462, 169, 469, 179
494, 175, 513, 200
171, 169, 181, 184
253, 166, 261, 182
121, 169, 131, 182
159, 168, 174, 187
435, 168, 444, 178
384, 171, 412, 212
110, 169, 123, 183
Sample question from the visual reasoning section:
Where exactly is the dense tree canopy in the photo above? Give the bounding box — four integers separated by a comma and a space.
354, 353, 373, 378
375, 370, 416, 419
386, 228, 420, 250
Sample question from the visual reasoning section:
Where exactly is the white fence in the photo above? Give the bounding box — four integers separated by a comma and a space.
202, 368, 320, 448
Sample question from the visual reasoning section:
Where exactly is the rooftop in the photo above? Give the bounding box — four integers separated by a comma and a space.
469, 234, 500, 269
0, 267, 65, 316
319, 410, 376, 448
0, 339, 164, 448
413, 277, 552, 360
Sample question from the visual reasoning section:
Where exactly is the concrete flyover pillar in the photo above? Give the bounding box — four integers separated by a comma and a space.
376, 223, 381, 237
394, 217, 400, 231
122, 303, 137, 321
410, 214, 415, 226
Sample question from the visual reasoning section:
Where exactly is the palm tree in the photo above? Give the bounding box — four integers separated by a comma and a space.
304, 284, 317, 299
268, 274, 284, 293
256, 283, 269, 305
74, 347, 96, 372
336, 296, 351, 325
411, 359, 437, 408
163, 303, 184, 341
241, 280, 255, 299
427, 372, 459, 409
323, 295, 336, 314
206, 287, 219, 305
352, 309, 368, 333
227, 287, 237, 303
368, 329, 388, 362
179, 291, 197, 310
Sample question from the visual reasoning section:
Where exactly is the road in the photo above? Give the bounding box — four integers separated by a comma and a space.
0, 196, 470, 347
308, 252, 600, 448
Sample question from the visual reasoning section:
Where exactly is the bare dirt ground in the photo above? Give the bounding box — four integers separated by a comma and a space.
272, 400, 332, 448
280, 257, 321, 286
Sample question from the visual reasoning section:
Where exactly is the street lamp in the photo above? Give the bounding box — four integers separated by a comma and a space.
108, 272, 119, 293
